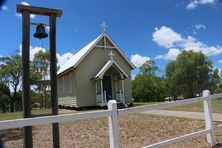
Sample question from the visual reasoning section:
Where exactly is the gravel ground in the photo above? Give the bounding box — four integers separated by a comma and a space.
1, 113, 221, 148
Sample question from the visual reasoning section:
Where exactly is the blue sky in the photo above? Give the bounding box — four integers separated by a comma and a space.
1, 0, 222, 76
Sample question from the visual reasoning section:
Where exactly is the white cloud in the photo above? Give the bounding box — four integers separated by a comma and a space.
182, 36, 222, 56
15, 2, 35, 19
1, 5, 8, 11
153, 26, 222, 61
195, 24, 206, 30
130, 54, 150, 68
45, 26, 50, 32
186, 0, 216, 10
152, 26, 182, 48
155, 48, 181, 61
19, 44, 74, 67
19, 44, 46, 61
57, 52, 74, 68
21, 1, 30, 6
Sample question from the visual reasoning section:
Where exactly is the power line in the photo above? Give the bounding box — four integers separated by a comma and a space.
205, 48, 220, 56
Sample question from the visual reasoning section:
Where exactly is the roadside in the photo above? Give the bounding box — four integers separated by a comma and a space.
143, 110, 222, 122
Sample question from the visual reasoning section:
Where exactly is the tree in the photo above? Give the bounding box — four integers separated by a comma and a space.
0, 51, 22, 112
132, 60, 166, 102
165, 61, 179, 100
211, 68, 222, 94
0, 82, 10, 112
31, 50, 50, 109
139, 60, 158, 75
209, 68, 220, 93
165, 50, 212, 98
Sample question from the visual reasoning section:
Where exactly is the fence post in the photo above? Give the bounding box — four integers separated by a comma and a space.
203, 90, 216, 146
108, 100, 119, 148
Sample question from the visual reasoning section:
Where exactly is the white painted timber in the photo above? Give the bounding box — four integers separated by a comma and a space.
0, 110, 111, 130
216, 124, 222, 131
1, 92, 222, 147
118, 93, 222, 116
95, 45, 116, 49
203, 90, 216, 145
143, 129, 211, 148
94, 60, 129, 79
108, 100, 119, 148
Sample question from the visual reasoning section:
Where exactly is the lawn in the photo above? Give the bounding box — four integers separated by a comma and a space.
134, 99, 222, 113
1, 113, 218, 148
1, 98, 220, 121
0, 109, 52, 121
133, 102, 161, 107
166, 99, 222, 113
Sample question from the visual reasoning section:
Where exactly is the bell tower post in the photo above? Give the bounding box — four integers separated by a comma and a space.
16, 5, 62, 148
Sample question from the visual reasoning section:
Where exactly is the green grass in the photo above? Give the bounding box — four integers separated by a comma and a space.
134, 99, 222, 113
166, 99, 222, 113
0, 109, 52, 121
133, 102, 161, 107
1, 99, 221, 121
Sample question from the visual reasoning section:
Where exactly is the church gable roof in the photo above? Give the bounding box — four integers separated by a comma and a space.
94, 60, 129, 80
57, 32, 135, 75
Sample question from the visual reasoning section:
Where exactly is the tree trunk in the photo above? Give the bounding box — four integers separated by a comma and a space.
10, 101, 14, 112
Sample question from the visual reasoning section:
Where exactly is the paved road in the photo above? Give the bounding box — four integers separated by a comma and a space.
143, 110, 222, 122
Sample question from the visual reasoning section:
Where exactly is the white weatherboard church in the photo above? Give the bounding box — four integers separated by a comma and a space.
57, 24, 135, 108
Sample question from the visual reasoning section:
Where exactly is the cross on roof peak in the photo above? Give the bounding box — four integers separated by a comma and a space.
108, 51, 115, 61
100, 22, 108, 33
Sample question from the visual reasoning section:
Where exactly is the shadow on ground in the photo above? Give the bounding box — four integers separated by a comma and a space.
0, 128, 23, 142
212, 143, 222, 148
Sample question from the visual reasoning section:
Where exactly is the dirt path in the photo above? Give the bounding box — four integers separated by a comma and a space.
143, 110, 222, 122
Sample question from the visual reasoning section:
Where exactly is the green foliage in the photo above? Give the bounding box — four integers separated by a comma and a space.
165, 61, 179, 100
0, 50, 51, 113
165, 50, 212, 98
0, 51, 22, 112
0, 82, 10, 112
132, 60, 166, 102
139, 60, 158, 75
209, 68, 221, 93
31, 50, 51, 108
215, 73, 222, 93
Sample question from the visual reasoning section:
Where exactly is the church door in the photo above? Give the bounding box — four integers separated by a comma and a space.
103, 76, 112, 101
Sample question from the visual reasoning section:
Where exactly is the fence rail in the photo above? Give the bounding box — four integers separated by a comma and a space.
1, 90, 222, 148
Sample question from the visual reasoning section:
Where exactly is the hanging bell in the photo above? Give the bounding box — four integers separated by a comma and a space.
33, 24, 48, 39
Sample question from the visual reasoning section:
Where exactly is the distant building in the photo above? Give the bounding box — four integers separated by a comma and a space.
57, 32, 135, 108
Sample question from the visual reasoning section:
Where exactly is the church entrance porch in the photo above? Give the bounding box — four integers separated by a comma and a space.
95, 77, 126, 107
93, 55, 129, 107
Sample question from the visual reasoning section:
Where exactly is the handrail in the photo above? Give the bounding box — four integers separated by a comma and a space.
0, 110, 111, 130
1, 92, 222, 147
118, 93, 222, 116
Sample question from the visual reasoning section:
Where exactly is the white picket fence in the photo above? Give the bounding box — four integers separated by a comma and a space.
1, 90, 222, 148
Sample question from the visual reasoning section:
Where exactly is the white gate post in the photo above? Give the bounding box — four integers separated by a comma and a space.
108, 100, 119, 148
203, 90, 216, 146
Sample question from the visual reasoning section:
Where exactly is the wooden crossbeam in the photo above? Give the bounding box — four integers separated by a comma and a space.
30, 80, 51, 85
17, 4, 62, 17
31, 113, 52, 118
